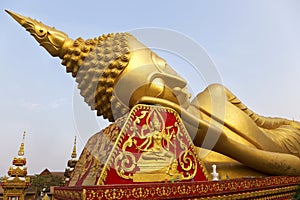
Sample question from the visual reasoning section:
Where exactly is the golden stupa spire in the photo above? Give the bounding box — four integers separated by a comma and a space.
18, 131, 26, 156
5, 9, 73, 58
2, 131, 29, 200
64, 136, 78, 183
71, 136, 77, 159
4, 131, 29, 181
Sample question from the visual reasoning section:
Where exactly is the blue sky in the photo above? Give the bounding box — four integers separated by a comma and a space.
0, 0, 300, 176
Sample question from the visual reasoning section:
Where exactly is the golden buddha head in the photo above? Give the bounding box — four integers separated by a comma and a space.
60, 32, 191, 121
7, 10, 191, 122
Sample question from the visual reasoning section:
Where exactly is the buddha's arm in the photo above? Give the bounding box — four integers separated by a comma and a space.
200, 84, 300, 129
189, 95, 283, 152
190, 84, 300, 153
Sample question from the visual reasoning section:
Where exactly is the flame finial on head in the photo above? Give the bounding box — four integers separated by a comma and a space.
6, 9, 73, 58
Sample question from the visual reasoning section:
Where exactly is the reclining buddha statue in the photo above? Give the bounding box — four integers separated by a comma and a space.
7, 10, 300, 176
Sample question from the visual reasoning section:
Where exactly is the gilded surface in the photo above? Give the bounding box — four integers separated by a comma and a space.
7, 10, 300, 176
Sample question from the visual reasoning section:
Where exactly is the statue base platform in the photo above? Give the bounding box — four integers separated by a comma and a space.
54, 176, 300, 199
54, 104, 300, 199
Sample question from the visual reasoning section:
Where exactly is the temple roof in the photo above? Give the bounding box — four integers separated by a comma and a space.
39, 168, 65, 177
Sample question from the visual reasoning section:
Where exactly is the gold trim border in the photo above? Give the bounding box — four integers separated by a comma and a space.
54, 176, 300, 200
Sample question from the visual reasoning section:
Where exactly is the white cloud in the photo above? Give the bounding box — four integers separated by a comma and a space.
22, 102, 44, 111
21, 98, 66, 111
50, 98, 66, 109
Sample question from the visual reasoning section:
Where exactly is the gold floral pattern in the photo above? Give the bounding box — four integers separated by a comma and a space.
54, 176, 300, 200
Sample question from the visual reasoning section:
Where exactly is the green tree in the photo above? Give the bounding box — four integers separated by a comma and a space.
294, 183, 300, 200
29, 174, 64, 196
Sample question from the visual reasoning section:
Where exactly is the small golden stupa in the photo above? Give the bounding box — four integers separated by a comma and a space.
64, 136, 78, 182
2, 131, 30, 200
